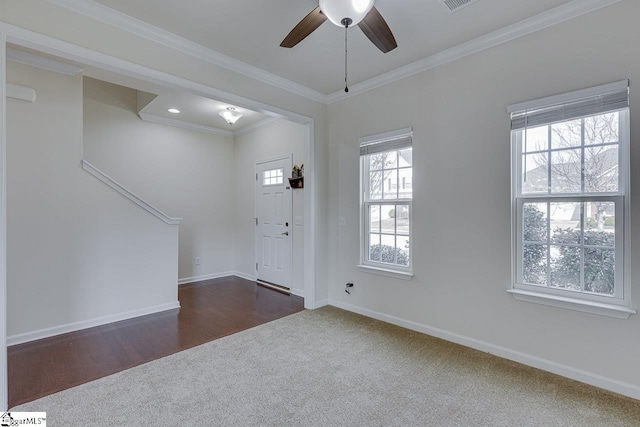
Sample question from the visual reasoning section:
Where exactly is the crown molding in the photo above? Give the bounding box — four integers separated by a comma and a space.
46, 0, 328, 104
138, 112, 234, 137
45, 0, 622, 106
233, 117, 280, 137
139, 112, 282, 138
0, 22, 314, 127
327, 0, 624, 103
7, 47, 83, 76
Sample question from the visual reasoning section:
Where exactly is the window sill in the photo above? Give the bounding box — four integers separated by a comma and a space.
357, 265, 414, 281
507, 289, 636, 319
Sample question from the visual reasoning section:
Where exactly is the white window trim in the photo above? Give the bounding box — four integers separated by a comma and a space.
508, 83, 634, 318
507, 289, 635, 319
359, 128, 414, 278
357, 264, 414, 281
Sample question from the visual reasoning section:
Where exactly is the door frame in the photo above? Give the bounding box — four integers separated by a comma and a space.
0, 33, 7, 411
0, 21, 320, 409
255, 154, 293, 291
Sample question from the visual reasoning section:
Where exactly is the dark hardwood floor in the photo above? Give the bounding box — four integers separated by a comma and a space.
8, 276, 305, 408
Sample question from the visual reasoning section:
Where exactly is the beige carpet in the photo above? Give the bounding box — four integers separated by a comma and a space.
13, 307, 640, 426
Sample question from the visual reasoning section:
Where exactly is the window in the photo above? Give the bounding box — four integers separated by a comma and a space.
359, 128, 413, 278
263, 168, 283, 186
509, 80, 634, 318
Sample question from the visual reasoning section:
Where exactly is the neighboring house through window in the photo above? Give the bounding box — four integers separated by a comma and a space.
359, 127, 413, 279
508, 80, 634, 318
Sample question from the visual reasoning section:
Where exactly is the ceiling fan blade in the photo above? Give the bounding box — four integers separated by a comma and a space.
280, 7, 328, 48
358, 6, 397, 53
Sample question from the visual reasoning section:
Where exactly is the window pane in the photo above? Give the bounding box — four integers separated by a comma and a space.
384, 151, 398, 169
524, 125, 548, 153
369, 205, 380, 233
396, 205, 410, 236
396, 236, 410, 266
380, 207, 395, 234
550, 149, 581, 193
584, 248, 615, 295
369, 171, 383, 200
521, 201, 617, 294
585, 146, 618, 193
398, 168, 412, 199
584, 202, 615, 247
551, 119, 582, 149
398, 148, 412, 167
369, 153, 385, 171
380, 234, 396, 264
550, 202, 580, 244
369, 234, 381, 262
382, 170, 398, 200
550, 245, 581, 291
263, 168, 283, 186
523, 244, 547, 285
522, 153, 548, 194
370, 151, 398, 170
523, 203, 547, 243
585, 113, 619, 145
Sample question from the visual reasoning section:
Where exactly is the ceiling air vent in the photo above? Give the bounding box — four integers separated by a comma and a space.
440, 0, 479, 14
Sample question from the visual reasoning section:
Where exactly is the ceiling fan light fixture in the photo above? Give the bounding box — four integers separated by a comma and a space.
218, 107, 243, 125
319, 0, 375, 27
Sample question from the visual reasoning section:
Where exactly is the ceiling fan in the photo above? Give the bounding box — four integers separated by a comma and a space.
280, 0, 397, 54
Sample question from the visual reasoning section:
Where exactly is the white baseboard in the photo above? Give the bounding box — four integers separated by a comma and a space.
314, 299, 329, 309
8, 301, 181, 346
290, 288, 305, 298
232, 271, 257, 282
227, 272, 306, 300
178, 272, 236, 285
179, 272, 302, 294
328, 299, 640, 401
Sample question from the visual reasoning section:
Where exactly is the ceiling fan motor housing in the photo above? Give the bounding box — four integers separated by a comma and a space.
319, 0, 375, 27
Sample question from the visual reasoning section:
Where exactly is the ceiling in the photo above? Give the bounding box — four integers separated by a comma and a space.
139, 92, 272, 133
89, 0, 577, 94
10, 0, 613, 134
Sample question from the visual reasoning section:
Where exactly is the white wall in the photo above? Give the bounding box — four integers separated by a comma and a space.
234, 120, 307, 296
327, 1, 640, 396
6, 62, 179, 340
83, 78, 236, 282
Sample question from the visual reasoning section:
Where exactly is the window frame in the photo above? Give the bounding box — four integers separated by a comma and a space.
509, 83, 633, 318
358, 128, 414, 278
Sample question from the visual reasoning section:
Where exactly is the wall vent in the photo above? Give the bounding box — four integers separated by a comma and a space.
440, 0, 479, 14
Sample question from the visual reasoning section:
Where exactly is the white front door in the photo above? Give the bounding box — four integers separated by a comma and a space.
256, 157, 292, 289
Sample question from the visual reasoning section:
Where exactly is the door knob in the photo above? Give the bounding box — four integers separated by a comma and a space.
281, 231, 289, 236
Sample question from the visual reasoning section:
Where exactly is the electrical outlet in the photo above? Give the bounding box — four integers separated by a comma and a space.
195, 257, 201, 265
345, 282, 354, 294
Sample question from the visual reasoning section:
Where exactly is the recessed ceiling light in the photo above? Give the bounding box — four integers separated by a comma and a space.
168, 108, 180, 114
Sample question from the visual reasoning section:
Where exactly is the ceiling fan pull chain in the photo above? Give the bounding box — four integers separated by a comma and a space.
344, 22, 349, 93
